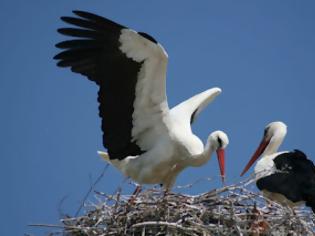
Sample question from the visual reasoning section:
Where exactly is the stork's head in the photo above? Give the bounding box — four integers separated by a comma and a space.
263, 121, 287, 141
209, 131, 229, 182
240, 121, 287, 176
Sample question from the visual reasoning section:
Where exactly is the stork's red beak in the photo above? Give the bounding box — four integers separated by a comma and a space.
216, 148, 225, 182
240, 138, 270, 176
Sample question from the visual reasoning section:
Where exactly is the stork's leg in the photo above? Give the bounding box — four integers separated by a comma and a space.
292, 208, 297, 216
287, 205, 297, 216
163, 187, 169, 198
249, 203, 269, 234
263, 200, 273, 214
133, 185, 142, 196
128, 185, 142, 204
160, 184, 172, 204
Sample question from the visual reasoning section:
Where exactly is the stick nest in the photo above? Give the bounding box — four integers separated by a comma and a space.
58, 179, 315, 236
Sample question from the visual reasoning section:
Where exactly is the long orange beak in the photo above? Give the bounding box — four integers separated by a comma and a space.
240, 138, 270, 176
216, 148, 225, 182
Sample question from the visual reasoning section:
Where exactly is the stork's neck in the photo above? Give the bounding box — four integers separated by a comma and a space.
188, 137, 216, 167
262, 130, 286, 157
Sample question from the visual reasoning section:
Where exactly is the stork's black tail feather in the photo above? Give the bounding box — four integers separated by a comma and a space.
305, 197, 315, 213
303, 175, 315, 213
304, 186, 315, 213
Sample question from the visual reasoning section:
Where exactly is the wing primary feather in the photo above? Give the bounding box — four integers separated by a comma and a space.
54, 48, 100, 60
55, 39, 102, 49
190, 109, 198, 124
57, 28, 104, 39
72, 64, 96, 75
57, 58, 92, 68
61, 16, 102, 30
72, 10, 126, 30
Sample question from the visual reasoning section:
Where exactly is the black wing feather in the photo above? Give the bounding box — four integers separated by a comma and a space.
55, 39, 102, 49
54, 11, 151, 159
72, 10, 125, 30
257, 150, 315, 212
60, 16, 104, 31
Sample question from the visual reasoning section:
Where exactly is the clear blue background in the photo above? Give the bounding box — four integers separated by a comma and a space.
1, 1, 315, 235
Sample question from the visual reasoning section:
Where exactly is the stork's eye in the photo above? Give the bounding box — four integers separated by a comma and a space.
264, 128, 269, 137
217, 137, 223, 147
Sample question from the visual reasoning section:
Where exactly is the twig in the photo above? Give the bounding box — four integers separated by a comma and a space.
74, 164, 109, 216
29, 224, 78, 230
132, 221, 196, 233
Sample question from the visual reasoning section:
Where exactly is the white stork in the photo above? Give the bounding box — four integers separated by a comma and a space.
240, 121, 315, 213
54, 11, 229, 190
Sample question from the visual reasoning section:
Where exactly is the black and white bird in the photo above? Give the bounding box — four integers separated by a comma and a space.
54, 11, 229, 189
240, 121, 315, 212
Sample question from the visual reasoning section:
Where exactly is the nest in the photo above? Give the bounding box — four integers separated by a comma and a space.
51, 178, 315, 236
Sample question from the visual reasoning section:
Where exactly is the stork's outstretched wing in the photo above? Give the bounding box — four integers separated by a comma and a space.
170, 88, 221, 131
54, 11, 169, 160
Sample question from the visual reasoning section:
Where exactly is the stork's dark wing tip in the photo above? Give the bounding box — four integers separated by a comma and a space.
138, 32, 158, 44
53, 54, 58, 60
72, 10, 103, 21
56, 60, 68, 67
60, 16, 70, 23
72, 10, 84, 15
57, 28, 66, 35
55, 41, 64, 49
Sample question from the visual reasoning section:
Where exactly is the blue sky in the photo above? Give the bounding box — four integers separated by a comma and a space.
1, 1, 315, 235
